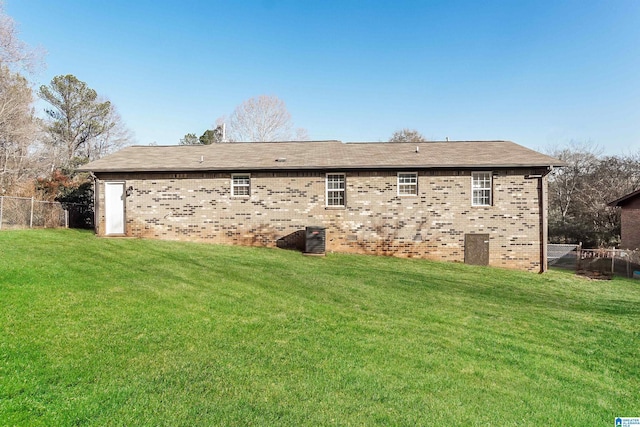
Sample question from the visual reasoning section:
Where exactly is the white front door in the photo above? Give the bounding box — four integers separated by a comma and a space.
105, 182, 125, 235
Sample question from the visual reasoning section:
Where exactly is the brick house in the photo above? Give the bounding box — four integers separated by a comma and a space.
608, 189, 640, 249
80, 140, 564, 272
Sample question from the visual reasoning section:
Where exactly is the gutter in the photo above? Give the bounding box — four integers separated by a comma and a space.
81, 164, 566, 174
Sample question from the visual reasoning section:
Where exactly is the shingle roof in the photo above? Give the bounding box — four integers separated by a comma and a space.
608, 189, 640, 207
79, 140, 565, 173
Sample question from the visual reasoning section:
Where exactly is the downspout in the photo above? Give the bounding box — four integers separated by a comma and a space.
526, 167, 553, 273
539, 167, 553, 273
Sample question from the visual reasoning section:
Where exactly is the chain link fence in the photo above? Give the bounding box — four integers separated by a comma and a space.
548, 244, 579, 269
0, 196, 68, 229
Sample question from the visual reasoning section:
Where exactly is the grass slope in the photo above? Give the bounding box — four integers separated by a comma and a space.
0, 229, 638, 426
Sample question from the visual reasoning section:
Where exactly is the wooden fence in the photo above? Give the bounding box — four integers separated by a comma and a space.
577, 247, 640, 279
549, 243, 640, 278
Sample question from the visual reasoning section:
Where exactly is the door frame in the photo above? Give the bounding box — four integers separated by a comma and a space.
104, 181, 126, 235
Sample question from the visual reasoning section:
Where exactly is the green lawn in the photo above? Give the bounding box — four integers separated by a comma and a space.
1, 229, 638, 426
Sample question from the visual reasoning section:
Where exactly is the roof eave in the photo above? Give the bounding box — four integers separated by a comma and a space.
84, 163, 563, 174
608, 189, 640, 207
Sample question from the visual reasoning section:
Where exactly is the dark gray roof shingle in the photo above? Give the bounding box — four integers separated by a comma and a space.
80, 140, 565, 173
608, 188, 640, 207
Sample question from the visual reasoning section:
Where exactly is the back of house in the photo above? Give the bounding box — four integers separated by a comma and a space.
80, 140, 564, 272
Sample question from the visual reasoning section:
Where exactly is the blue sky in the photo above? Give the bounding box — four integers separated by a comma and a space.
8, 0, 640, 154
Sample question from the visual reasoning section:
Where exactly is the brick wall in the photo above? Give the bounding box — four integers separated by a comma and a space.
621, 207, 640, 250
95, 169, 546, 271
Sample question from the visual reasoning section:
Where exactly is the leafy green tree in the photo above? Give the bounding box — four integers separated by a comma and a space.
38, 74, 130, 167
38, 75, 131, 218
179, 133, 199, 145
199, 126, 224, 144
180, 126, 225, 145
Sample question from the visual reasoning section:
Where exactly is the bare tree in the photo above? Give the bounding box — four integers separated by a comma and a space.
0, 2, 44, 194
226, 95, 308, 142
548, 142, 601, 227
0, 66, 38, 193
0, 1, 43, 74
87, 102, 132, 159
547, 142, 640, 246
389, 129, 427, 142
294, 127, 310, 141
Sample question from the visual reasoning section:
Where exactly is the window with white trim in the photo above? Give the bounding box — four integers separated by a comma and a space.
398, 172, 418, 196
231, 174, 250, 196
471, 171, 492, 206
326, 173, 345, 207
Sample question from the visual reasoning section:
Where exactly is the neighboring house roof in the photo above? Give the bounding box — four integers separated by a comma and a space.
608, 189, 640, 207
79, 140, 565, 173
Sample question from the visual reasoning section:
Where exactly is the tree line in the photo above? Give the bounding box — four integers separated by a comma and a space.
179, 95, 309, 145
548, 143, 640, 247
179, 98, 428, 145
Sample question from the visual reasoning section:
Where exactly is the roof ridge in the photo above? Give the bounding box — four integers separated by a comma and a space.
129, 140, 344, 148
344, 140, 512, 144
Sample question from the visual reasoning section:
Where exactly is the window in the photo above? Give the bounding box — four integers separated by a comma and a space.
231, 174, 250, 196
398, 172, 418, 196
326, 173, 345, 207
472, 171, 492, 206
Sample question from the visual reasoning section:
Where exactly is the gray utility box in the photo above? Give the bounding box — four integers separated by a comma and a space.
305, 226, 326, 255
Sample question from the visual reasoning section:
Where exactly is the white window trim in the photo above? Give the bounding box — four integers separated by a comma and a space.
397, 172, 418, 196
231, 173, 251, 197
325, 173, 346, 207
471, 171, 492, 206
